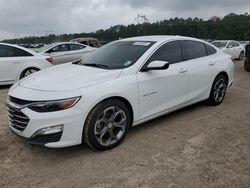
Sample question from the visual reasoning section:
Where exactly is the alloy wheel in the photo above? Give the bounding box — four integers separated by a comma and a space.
213, 78, 227, 103
94, 106, 127, 147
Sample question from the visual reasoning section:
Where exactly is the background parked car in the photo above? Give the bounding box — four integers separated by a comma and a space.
70, 38, 101, 48
244, 44, 250, 71
211, 40, 245, 60
37, 42, 96, 65
0, 43, 53, 85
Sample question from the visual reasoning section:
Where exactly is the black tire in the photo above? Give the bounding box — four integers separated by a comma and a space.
208, 74, 228, 106
20, 68, 40, 79
83, 99, 131, 151
244, 59, 250, 72
239, 51, 244, 60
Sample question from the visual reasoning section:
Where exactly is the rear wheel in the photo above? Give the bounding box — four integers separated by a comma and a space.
20, 68, 40, 79
244, 59, 250, 72
83, 99, 131, 151
208, 74, 228, 106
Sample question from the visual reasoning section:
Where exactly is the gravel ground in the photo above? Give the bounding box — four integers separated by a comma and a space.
0, 61, 250, 188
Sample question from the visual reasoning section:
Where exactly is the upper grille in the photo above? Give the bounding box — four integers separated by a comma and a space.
7, 105, 30, 132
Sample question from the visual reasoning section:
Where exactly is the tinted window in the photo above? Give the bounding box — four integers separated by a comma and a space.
70, 44, 85, 51
0, 45, 32, 57
233, 42, 240, 47
148, 41, 182, 64
89, 40, 98, 47
80, 41, 88, 45
227, 42, 233, 48
205, 44, 217, 56
181, 40, 207, 60
0, 45, 7, 57
79, 41, 155, 69
51, 44, 69, 52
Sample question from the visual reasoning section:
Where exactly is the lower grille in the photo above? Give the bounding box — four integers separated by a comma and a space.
7, 105, 30, 132
29, 132, 62, 145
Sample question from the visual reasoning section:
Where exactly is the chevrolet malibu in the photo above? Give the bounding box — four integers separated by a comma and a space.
7, 36, 234, 151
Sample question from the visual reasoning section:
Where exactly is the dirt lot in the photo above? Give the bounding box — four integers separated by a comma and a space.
0, 61, 250, 188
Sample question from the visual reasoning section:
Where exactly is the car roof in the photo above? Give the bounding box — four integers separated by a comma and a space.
0, 42, 38, 56
120, 35, 208, 44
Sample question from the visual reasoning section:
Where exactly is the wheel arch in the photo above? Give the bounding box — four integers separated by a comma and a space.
19, 67, 41, 79
218, 71, 229, 86
95, 96, 134, 125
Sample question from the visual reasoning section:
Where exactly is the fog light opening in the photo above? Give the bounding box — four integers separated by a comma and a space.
32, 125, 64, 137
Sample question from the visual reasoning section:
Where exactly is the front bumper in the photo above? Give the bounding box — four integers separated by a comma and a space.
7, 100, 86, 148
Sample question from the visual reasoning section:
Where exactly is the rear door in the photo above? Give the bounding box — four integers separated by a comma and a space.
137, 41, 189, 119
0, 45, 25, 82
46, 44, 70, 65
180, 40, 217, 104
68, 44, 91, 62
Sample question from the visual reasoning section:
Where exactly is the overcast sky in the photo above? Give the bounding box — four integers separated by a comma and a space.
0, 0, 249, 40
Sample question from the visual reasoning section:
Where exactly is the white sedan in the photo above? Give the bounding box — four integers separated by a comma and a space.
0, 43, 53, 86
7, 36, 234, 150
212, 40, 245, 60
37, 42, 95, 65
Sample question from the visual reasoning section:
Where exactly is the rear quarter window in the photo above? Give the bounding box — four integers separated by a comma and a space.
205, 44, 217, 56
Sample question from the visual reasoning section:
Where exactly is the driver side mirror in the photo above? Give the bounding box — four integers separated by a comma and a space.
141, 60, 169, 72
227, 44, 233, 48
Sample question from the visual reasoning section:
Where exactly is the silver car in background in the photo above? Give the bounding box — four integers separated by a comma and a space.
38, 42, 96, 65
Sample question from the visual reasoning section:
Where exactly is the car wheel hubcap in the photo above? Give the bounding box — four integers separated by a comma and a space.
214, 78, 227, 103
24, 69, 37, 77
94, 106, 127, 147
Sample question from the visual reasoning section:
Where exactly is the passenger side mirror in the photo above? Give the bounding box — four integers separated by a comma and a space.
227, 44, 233, 48
141, 61, 169, 72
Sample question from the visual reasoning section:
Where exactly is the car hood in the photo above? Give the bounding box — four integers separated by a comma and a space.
19, 63, 122, 91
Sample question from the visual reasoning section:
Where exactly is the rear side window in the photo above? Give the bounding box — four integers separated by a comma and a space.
148, 41, 182, 64
0, 45, 32, 57
233, 42, 240, 47
70, 44, 85, 51
181, 40, 207, 61
50, 44, 69, 52
205, 44, 217, 56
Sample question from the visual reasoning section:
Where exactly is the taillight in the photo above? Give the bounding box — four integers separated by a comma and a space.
46, 57, 53, 63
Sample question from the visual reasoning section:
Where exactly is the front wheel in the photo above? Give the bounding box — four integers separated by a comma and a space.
20, 68, 40, 79
83, 99, 131, 151
208, 74, 228, 106
244, 59, 250, 72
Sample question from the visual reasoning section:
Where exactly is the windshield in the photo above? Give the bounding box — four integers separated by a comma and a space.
211, 41, 227, 48
78, 41, 155, 69
37, 43, 56, 53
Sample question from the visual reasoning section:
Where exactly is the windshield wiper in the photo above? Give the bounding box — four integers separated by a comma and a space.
83, 63, 110, 69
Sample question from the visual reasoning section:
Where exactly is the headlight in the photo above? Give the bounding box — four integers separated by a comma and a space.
28, 97, 81, 112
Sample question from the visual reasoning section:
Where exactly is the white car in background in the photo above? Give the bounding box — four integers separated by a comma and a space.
7, 36, 234, 151
38, 42, 96, 65
0, 43, 53, 86
212, 40, 245, 60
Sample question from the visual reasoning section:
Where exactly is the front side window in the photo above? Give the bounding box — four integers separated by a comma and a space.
70, 44, 85, 51
78, 41, 155, 69
0, 45, 6, 57
181, 40, 207, 61
148, 41, 182, 64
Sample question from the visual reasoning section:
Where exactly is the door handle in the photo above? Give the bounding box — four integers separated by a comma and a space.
209, 61, 215, 66
179, 68, 187, 73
